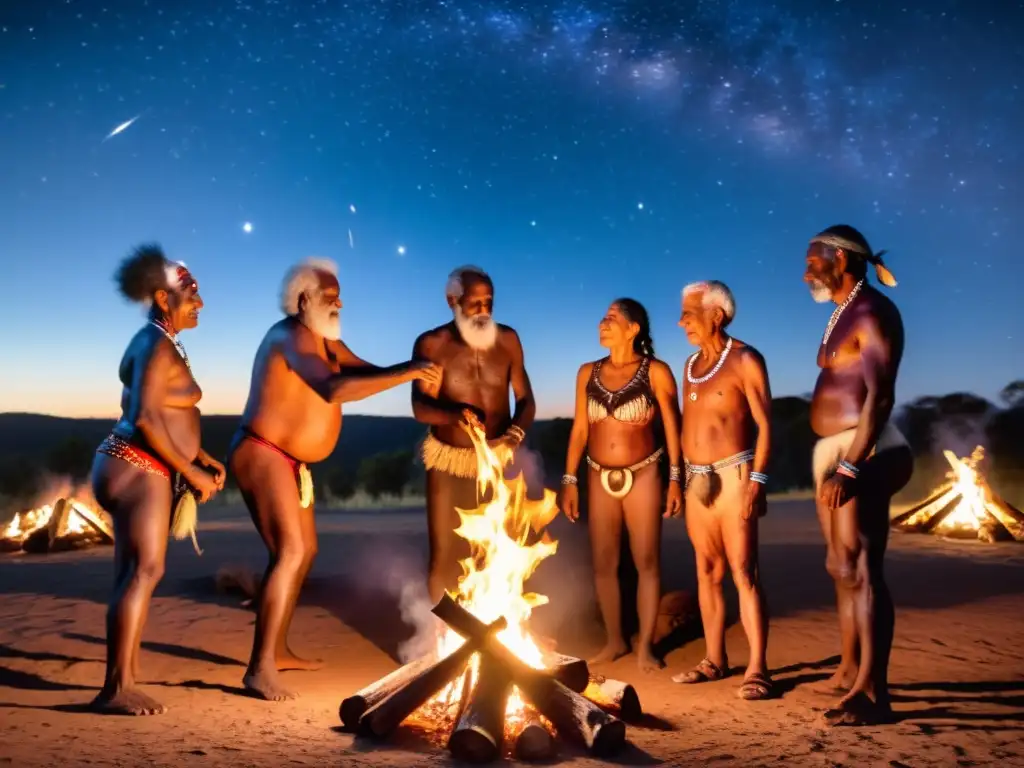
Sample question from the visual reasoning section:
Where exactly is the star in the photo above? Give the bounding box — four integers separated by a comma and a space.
242, 222, 253, 233
397, 245, 406, 255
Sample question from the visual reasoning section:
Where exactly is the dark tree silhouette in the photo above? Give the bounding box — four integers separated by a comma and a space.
357, 450, 414, 499
999, 380, 1024, 409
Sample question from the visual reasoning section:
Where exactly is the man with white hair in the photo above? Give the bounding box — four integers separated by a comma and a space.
804, 224, 911, 727
671, 280, 775, 702
410, 265, 536, 604
229, 257, 441, 702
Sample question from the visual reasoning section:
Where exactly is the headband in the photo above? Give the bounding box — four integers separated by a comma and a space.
809, 234, 897, 287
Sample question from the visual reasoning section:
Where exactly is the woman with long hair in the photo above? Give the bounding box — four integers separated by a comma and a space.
89, 244, 224, 715
558, 298, 683, 672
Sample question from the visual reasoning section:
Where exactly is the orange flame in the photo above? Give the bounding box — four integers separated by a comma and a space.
429, 422, 560, 724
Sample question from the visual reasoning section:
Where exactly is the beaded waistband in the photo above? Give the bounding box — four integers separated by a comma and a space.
97, 434, 171, 478
685, 449, 754, 477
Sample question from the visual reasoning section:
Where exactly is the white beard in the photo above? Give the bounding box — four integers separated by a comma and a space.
808, 280, 833, 304
300, 305, 341, 341
454, 306, 498, 351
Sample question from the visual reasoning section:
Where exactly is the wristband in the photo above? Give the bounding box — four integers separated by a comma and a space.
837, 459, 859, 478
668, 465, 682, 483
749, 471, 768, 485
561, 474, 577, 486
506, 425, 526, 444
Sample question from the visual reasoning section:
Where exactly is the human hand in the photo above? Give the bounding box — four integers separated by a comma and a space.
199, 454, 226, 490
412, 361, 443, 392
664, 481, 684, 518
460, 407, 486, 431
186, 467, 220, 504
818, 472, 854, 511
559, 483, 579, 523
743, 480, 767, 520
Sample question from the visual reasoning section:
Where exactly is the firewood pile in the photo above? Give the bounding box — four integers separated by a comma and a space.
339, 594, 644, 763
1, 497, 114, 554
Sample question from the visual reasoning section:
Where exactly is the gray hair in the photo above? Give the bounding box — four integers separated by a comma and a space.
280, 257, 339, 316
682, 280, 736, 327
445, 265, 491, 299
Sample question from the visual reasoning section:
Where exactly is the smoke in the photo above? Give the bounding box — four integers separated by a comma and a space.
505, 445, 546, 500
347, 540, 441, 663
30, 472, 98, 510
929, 416, 990, 463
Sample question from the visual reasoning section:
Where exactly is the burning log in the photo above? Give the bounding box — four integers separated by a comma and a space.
339, 654, 436, 731
542, 652, 590, 693
433, 594, 626, 756
357, 616, 507, 739
583, 674, 643, 721
448, 654, 511, 763
891, 447, 1024, 543
2, 497, 114, 554
513, 717, 556, 762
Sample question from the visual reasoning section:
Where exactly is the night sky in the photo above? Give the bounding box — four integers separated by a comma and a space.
1, 0, 1021, 419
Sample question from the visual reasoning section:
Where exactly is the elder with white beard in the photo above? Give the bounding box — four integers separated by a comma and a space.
410, 265, 537, 604
228, 257, 441, 703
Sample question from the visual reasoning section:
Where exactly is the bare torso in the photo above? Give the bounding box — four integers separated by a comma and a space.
810, 286, 904, 438
112, 326, 202, 462
681, 341, 756, 465
586, 358, 659, 467
240, 319, 343, 463
419, 323, 515, 447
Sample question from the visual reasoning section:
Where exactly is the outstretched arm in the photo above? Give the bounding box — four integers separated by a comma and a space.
842, 315, 897, 466
283, 330, 422, 404
505, 329, 537, 435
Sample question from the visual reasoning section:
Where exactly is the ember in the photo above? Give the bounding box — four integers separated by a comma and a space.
892, 446, 1024, 543
1, 496, 114, 554
339, 423, 642, 762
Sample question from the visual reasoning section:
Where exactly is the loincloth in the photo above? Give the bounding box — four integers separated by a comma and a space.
97, 434, 203, 554
421, 433, 479, 479
684, 449, 753, 508
586, 447, 664, 500
236, 427, 314, 508
812, 421, 909, 490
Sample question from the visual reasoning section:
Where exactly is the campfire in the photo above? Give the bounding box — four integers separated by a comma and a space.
1, 495, 114, 554
339, 424, 642, 762
892, 446, 1024, 543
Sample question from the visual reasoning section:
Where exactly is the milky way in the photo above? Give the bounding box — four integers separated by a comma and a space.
0, 0, 1021, 416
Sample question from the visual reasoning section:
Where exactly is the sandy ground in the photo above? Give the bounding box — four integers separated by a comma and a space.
2, 499, 1024, 767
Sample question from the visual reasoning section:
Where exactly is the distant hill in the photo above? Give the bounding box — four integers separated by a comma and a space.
0, 412, 429, 473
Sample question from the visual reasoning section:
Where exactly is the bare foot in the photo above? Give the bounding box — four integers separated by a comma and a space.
812, 667, 856, 695
89, 686, 166, 716
824, 691, 893, 726
589, 641, 630, 665
244, 667, 299, 701
276, 653, 324, 672
637, 649, 665, 673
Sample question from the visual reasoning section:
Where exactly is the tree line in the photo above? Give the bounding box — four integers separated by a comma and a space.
2, 380, 1022, 508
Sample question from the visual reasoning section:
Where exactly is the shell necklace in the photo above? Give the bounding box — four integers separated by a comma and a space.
686, 336, 732, 402
150, 319, 193, 375
821, 279, 864, 349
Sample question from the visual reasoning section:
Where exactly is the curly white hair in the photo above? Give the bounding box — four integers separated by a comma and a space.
280, 257, 339, 316
445, 265, 491, 299
682, 280, 736, 327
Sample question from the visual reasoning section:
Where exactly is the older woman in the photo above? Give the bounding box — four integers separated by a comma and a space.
89, 244, 224, 715
558, 298, 683, 672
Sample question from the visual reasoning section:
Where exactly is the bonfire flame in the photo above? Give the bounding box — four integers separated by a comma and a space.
428, 422, 560, 727
938, 447, 989, 532
3, 499, 93, 541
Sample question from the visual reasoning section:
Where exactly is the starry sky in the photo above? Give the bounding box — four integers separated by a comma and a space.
1, 0, 1021, 419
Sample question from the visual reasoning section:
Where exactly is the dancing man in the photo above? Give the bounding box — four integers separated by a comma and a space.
805, 225, 912, 726
411, 265, 536, 604
90, 245, 224, 715
671, 280, 774, 700
229, 257, 442, 701
558, 299, 682, 673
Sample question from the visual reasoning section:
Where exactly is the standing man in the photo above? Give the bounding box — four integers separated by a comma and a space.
411, 265, 536, 604
229, 257, 442, 701
805, 225, 913, 726
670, 280, 774, 701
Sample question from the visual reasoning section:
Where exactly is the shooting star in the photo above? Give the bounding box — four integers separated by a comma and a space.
103, 114, 141, 142
348, 228, 355, 248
